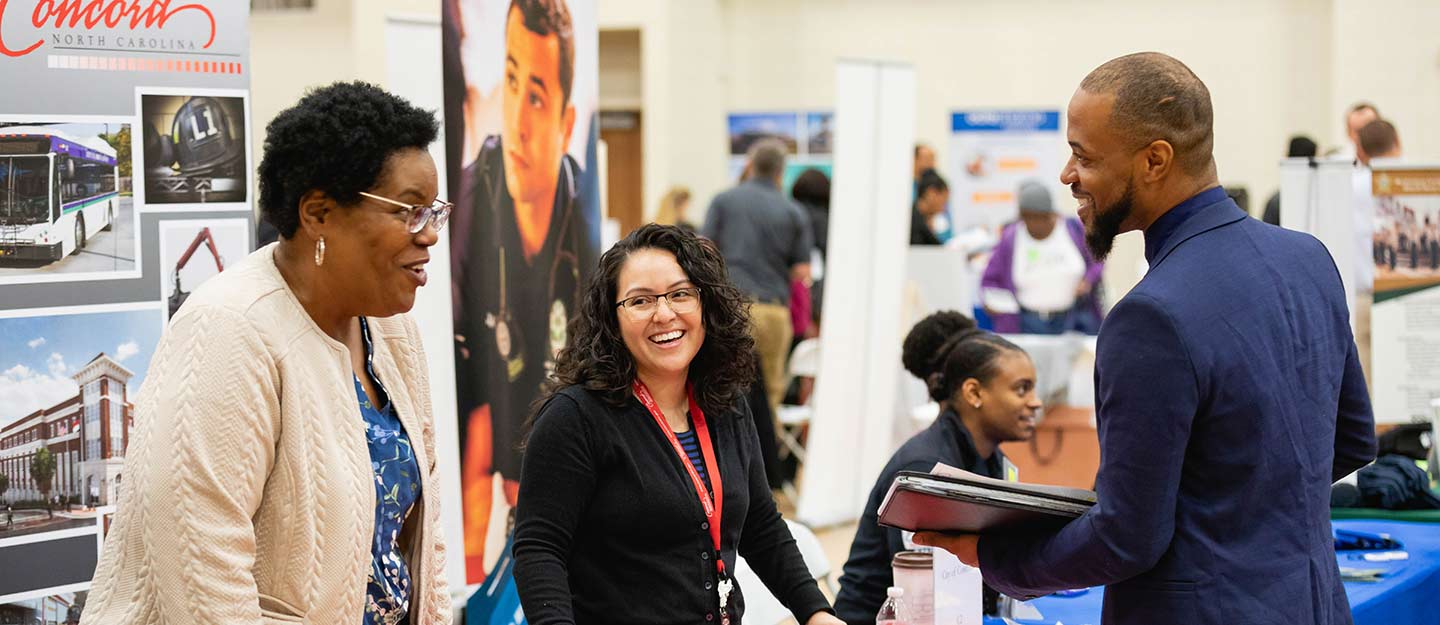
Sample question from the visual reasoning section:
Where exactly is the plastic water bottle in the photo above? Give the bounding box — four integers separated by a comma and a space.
876, 586, 908, 625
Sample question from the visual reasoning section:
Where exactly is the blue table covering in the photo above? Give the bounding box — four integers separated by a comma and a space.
982, 520, 1440, 625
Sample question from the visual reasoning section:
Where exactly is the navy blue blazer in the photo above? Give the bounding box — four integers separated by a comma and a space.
977, 188, 1376, 624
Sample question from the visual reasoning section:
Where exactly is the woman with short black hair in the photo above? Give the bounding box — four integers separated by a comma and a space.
514, 224, 842, 625
83, 82, 452, 625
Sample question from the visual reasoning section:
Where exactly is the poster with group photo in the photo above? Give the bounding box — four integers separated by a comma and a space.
1369, 166, 1440, 423
0, 0, 251, 603
444, 0, 601, 585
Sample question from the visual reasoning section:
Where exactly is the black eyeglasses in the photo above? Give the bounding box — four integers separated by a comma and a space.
359, 191, 454, 234
614, 287, 702, 318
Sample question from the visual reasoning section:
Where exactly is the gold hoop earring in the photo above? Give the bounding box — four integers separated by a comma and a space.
314, 236, 326, 267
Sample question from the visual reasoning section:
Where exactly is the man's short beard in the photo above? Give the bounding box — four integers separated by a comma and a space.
1085, 180, 1135, 261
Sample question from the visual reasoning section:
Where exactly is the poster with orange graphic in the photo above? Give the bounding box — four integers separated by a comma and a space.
946, 110, 1065, 234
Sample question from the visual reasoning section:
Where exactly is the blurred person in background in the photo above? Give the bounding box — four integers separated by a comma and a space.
704, 138, 813, 414
911, 168, 949, 245
791, 168, 831, 260
1338, 102, 1379, 160
1357, 119, 1401, 166
1262, 135, 1317, 226
790, 168, 831, 349
914, 143, 937, 189
656, 186, 697, 233
981, 180, 1103, 334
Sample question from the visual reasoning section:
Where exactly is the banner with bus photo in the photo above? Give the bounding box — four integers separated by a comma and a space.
1370, 165, 1440, 424
0, 0, 252, 611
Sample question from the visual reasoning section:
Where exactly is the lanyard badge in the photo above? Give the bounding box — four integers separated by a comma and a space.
632, 380, 732, 623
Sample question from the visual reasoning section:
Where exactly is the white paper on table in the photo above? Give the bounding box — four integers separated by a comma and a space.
932, 546, 983, 625
981, 287, 1020, 314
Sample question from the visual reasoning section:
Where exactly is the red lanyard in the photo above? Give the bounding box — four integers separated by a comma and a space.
632, 380, 726, 576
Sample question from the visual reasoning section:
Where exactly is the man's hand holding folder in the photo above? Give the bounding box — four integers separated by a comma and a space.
875, 460, 1088, 535
913, 532, 981, 567
875, 462, 1096, 568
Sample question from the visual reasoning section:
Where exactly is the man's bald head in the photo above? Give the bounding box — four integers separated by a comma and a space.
1079, 52, 1215, 176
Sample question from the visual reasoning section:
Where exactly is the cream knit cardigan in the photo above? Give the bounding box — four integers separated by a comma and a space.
82, 244, 449, 625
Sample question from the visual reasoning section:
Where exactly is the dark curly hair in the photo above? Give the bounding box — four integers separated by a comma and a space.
258, 81, 439, 238
540, 224, 757, 418
901, 310, 976, 382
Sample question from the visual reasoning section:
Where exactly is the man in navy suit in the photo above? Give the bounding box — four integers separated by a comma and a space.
917, 52, 1376, 624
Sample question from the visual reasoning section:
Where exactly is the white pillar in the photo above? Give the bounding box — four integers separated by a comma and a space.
797, 60, 916, 528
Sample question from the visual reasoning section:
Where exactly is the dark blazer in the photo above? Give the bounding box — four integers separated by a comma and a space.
977, 188, 1377, 625
513, 385, 832, 625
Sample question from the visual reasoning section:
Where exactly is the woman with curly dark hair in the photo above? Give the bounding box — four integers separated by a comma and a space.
82, 82, 452, 625
513, 224, 842, 625
834, 313, 1040, 623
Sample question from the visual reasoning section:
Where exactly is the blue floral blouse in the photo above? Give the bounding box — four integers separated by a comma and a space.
356, 317, 422, 625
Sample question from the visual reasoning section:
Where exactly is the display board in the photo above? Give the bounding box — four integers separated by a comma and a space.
443, 0, 601, 585
0, 0, 252, 613
1279, 157, 1370, 322
726, 110, 833, 192
1369, 165, 1440, 424
946, 110, 1065, 233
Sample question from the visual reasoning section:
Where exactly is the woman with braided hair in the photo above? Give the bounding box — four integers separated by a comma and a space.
833, 311, 1041, 623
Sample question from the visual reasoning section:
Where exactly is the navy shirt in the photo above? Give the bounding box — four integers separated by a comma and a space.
1142, 186, 1228, 263
675, 422, 713, 491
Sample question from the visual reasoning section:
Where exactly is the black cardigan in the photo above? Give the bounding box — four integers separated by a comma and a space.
513, 385, 832, 625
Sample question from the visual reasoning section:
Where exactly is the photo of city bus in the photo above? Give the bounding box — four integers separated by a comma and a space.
0, 126, 121, 264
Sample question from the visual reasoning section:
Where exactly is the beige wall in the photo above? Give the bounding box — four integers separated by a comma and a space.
249, 1, 353, 180
1331, 0, 1440, 162
598, 0, 729, 224
249, 0, 442, 197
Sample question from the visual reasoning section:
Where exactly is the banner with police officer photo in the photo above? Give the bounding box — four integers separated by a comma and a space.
443, 0, 601, 585
0, 0, 251, 608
